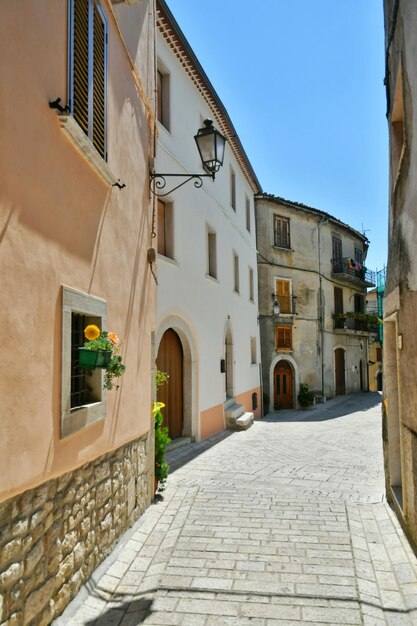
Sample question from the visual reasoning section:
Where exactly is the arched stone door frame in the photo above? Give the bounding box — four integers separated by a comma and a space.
155, 315, 198, 440
269, 354, 299, 412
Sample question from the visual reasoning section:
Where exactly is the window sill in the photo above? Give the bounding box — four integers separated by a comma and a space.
58, 114, 118, 186
272, 245, 293, 252
205, 273, 219, 283
158, 253, 178, 266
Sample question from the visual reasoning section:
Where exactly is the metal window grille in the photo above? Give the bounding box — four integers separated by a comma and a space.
70, 313, 89, 409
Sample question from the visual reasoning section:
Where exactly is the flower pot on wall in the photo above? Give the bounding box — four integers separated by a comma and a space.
78, 347, 112, 369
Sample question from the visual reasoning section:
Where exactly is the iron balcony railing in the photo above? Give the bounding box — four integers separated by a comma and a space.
276, 295, 297, 315
332, 257, 376, 287
333, 315, 380, 333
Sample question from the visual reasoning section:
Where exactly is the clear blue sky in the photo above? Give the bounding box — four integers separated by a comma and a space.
165, 0, 388, 272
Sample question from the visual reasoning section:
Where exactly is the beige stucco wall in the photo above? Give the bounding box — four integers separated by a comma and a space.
0, 0, 156, 500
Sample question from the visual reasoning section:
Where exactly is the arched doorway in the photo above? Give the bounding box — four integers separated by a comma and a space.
273, 361, 293, 409
156, 329, 183, 440
335, 348, 346, 395
225, 328, 234, 399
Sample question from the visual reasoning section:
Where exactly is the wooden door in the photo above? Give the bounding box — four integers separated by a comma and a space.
274, 361, 293, 409
335, 348, 346, 395
156, 329, 183, 439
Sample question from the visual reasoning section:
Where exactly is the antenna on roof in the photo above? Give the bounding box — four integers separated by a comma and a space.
361, 223, 371, 236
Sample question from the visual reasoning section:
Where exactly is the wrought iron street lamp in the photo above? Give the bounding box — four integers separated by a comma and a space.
149, 119, 227, 197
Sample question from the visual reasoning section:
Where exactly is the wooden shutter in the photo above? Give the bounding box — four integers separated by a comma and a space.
157, 70, 163, 123
276, 279, 291, 313
93, 4, 106, 159
157, 200, 166, 255
72, 0, 89, 135
332, 236, 342, 260
276, 326, 292, 350
274, 216, 290, 248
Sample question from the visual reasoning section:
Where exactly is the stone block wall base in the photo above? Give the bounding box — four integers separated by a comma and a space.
0, 431, 151, 625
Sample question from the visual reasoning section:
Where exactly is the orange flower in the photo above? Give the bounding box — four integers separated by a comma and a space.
108, 331, 119, 345
84, 325, 100, 340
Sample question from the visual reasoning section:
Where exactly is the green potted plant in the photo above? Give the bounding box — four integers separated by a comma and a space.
79, 325, 126, 390
298, 383, 315, 408
153, 401, 171, 493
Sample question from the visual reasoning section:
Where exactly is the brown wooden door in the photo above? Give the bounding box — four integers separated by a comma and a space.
156, 329, 183, 439
335, 348, 346, 395
274, 361, 293, 409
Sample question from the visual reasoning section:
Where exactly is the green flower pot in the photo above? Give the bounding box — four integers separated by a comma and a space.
78, 348, 112, 369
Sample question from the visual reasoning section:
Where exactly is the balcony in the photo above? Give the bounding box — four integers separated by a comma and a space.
276, 295, 297, 316
332, 258, 375, 288
333, 313, 381, 334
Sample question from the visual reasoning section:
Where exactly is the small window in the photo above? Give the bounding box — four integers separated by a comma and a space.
249, 267, 254, 302
230, 168, 236, 211
275, 278, 291, 313
354, 247, 363, 264
62, 286, 107, 437
250, 337, 257, 365
245, 196, 251, 232
233, 252, 239, 293
334, 287, 343, 314
157, 63, 170, 130
69, 0, 108, 160
376, 347, 382, 362
207, 230, 217, 279
157, 199, 174, 259
273, 215, 290, 249
276, 326, 292, 351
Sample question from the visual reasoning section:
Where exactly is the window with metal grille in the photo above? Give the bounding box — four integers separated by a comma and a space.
69, 0, 108, 160
71, 313, 90, 409
276, 326, 292, 350
273, 215, 290, 249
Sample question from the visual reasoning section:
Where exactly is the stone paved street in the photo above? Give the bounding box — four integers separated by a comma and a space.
56, 393, 417, 626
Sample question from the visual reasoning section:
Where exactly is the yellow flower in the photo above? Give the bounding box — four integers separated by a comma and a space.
152, 401, 165, 416
84, 325, 101, 340
108, 331, 119, 345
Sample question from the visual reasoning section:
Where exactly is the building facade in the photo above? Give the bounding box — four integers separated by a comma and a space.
383, 0, 417, 552
154, 0, 262, 441
256, 194, 375, 412
0, 1, 156, 622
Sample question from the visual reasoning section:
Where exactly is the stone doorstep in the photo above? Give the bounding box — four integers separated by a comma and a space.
314, 395, 327, 403
226, 412, 254, 431
224, 402, 245, 420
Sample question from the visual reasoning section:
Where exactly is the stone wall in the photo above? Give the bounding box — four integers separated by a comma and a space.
0, 433, 151, 625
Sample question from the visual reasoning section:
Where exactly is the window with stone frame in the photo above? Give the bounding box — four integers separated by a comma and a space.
273, 215, 290, 249
157, 199, 174, 259
276, 325, 292, 350
156, 62, 170, 130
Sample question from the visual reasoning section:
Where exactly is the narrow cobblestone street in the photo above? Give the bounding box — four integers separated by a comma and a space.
56, 393, 417, 626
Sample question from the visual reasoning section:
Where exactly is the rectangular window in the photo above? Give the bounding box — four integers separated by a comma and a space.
69, 0, 108, 160
354, 247, 363, 264
273, 215, 290, 249
62, 286, 107, 437
276, 326, 292, 350
249, 267, 254, 302
208, 230, 217, 279
354, 293, 364, 313
230, 168, 236, 211
250, 337, 257, 365
157, 199, 173, 258
334, 287, 344, 314
233, 252, 239, 293
156, 62, 170, 130
391, 63, 404, 192
275, 278, 291, 314
376, 347, 382, 361
245, 195, 251, 232
332, 236, 342, 261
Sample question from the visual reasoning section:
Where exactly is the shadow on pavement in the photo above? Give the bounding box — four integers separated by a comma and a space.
263, 392, 382, 423
84, 597, 153, 625
166, 430, 234, 473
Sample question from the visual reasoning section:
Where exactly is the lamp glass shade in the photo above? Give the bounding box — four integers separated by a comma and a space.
273, 299, 280, 316
194, 119, 227, 177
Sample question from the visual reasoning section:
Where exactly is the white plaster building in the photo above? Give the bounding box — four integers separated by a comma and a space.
153, 0, 262, 440
256, 195, 376, 412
